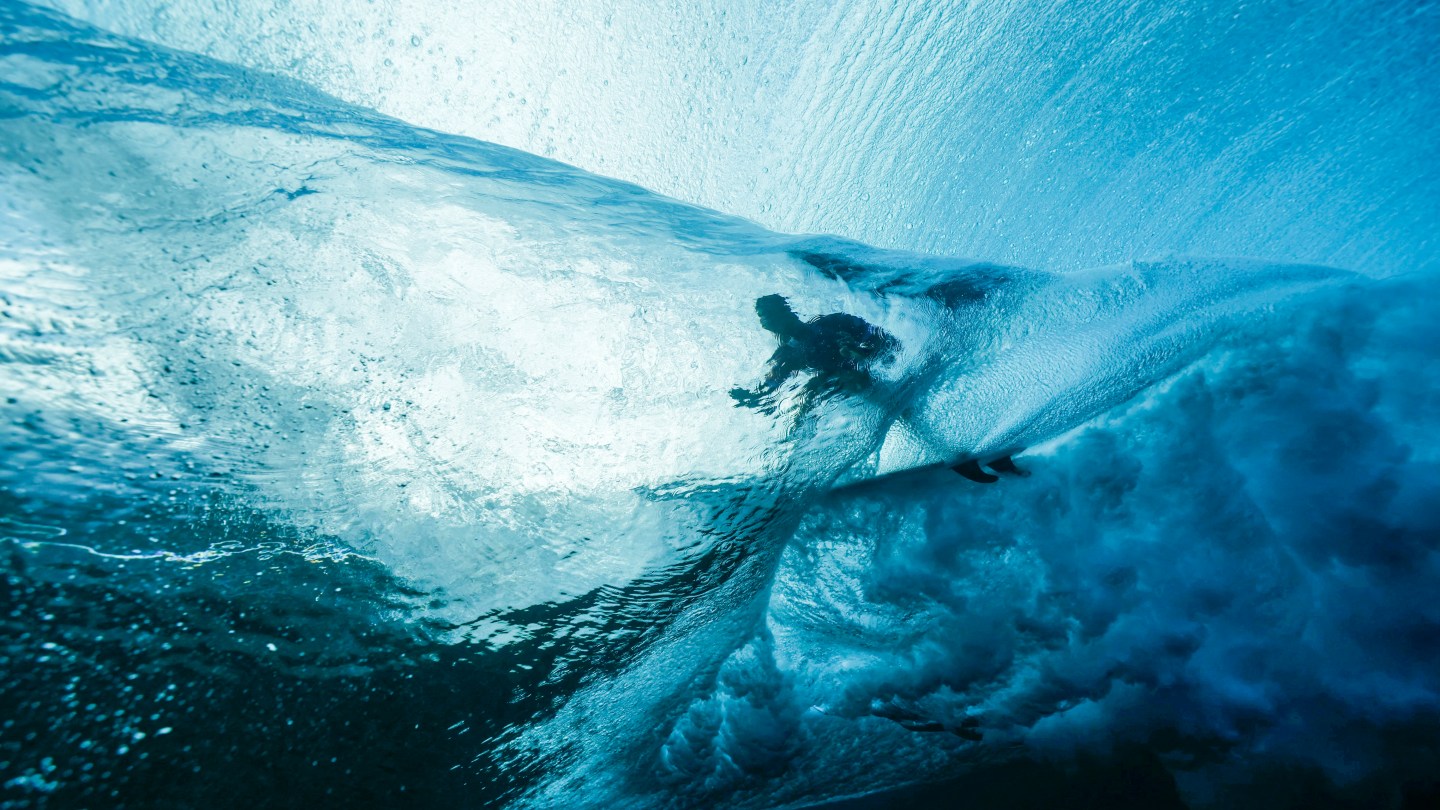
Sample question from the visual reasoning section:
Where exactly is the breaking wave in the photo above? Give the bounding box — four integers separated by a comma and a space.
2, 3, 1437, 808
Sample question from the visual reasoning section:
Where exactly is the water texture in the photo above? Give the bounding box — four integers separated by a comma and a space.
2, 2, 1437, 808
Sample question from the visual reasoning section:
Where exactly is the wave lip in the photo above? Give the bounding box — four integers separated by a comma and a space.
840, 255, 1358, 486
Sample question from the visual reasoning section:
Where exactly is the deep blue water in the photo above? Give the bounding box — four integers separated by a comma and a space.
2, 2, 1438, 808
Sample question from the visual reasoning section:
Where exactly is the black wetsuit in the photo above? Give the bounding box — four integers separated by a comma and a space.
731, 295, 898, 413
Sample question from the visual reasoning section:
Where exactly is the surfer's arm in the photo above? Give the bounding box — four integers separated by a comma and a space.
759, 345, 802, 391
730, 345, 801, 409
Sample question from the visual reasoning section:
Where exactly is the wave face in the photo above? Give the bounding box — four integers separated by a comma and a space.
36, 0, 1440, 281
2, 3, 1438, 809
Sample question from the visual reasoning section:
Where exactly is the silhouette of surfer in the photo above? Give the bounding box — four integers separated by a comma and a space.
731, 294, 899, 415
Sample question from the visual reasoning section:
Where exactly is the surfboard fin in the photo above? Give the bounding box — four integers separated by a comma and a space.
985, 455, 1029, 477
952, 459, 998, 483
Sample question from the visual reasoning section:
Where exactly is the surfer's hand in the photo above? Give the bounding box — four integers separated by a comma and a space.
730, 387, 760, 407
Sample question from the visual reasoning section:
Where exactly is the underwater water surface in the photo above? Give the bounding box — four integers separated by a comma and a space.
2, 2, 1439, 808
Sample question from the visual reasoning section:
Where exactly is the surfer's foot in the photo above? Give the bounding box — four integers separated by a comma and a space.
985, 455, 1029, 477
952, 459, 999, 483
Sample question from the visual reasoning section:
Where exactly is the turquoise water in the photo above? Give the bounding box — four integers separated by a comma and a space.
3, 3, 1438, 808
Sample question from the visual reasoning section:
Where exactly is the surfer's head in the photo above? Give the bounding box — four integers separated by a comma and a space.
755, 294, 806, 339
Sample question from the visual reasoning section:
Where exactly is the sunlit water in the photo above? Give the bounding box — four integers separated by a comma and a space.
3, 3, 1438, 808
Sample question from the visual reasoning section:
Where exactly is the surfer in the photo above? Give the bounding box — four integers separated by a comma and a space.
730, 294, 899, 415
